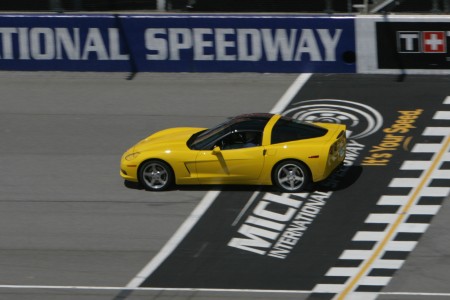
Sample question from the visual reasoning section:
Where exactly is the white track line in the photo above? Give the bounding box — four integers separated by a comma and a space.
125, 190, 220, 288
0, 285, 309, 293
270, 73, 312, 114
124, 73, 312, 288
1, 285, 450, 298
231, 191, 260, 226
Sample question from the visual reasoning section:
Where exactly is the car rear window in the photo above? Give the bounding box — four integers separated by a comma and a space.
271, 118, 328, 144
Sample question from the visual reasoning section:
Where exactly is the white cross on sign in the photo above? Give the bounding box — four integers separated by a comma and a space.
423, 31, 446, 53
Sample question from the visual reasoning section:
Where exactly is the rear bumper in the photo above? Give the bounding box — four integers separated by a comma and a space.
317, 130, 346, 181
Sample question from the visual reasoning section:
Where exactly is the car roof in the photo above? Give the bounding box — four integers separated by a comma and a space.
229, 113, 275, 131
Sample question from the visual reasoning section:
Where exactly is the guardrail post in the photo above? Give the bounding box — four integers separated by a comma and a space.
325, 0, 333, 13
352, 0, 369, 13
73, 0, 81, 10
157, 0, 166, 11
444, 0, 450, 12
431, 0, 440, 12
49, 0, 62, 12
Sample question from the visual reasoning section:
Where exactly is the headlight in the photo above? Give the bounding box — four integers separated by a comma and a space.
125, 152, 140, 161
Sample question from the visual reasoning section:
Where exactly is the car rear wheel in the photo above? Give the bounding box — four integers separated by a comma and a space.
138, 160, 174, 191
273, 160, 310, 192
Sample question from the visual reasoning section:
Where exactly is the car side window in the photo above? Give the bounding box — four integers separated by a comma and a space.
271, 119, 327, 144
219, 131, 262, 150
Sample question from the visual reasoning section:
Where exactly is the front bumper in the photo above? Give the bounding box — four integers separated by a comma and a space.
120, 167, 138, 182
120, 151, 139, 182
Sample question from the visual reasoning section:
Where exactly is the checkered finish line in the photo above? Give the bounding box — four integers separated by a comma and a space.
309, 96, 450, 300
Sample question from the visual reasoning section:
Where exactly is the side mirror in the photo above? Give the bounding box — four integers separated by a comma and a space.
212, 146, 221, 155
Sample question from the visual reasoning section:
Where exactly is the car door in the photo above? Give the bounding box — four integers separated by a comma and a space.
195, 131, 265, 184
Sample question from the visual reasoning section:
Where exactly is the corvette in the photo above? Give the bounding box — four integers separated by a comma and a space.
120, 113, 346, 192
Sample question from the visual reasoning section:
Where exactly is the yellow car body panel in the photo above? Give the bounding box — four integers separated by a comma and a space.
120, 127, 204, 184
195, 146, 266, 184
120, 114, 346, 190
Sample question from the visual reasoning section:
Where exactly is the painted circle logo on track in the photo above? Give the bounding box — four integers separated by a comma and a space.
283, 99, 383, 139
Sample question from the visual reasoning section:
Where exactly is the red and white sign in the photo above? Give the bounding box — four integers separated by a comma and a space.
422, 31, 446, 53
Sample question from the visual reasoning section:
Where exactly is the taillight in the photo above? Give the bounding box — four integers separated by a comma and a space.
329, 142, 335, 154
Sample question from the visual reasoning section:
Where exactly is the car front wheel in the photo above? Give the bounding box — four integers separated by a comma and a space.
138, 160, 174, 191
273, 160, 310, 192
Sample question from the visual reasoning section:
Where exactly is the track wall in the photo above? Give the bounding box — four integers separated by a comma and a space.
0, 14, 449, 73
0, 14, 355, 72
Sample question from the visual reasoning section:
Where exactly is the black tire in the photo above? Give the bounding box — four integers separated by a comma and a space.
138, 160, 174, 191
272, 160, 310, 192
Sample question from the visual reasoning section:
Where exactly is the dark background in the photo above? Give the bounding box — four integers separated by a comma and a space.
0, 0, 448, 13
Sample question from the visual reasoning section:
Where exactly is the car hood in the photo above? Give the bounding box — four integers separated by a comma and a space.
133, 127, 205, 151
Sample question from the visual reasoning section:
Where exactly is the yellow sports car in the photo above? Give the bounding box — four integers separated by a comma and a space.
120, 113, 346, 192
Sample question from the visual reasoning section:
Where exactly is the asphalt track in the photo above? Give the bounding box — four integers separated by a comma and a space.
0, 72, 449, 300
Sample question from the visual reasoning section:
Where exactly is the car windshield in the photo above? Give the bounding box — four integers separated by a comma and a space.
189, 121, 231, 150
188, 114, 273, 150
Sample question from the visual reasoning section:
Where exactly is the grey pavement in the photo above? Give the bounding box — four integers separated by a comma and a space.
0, 72, 301, 300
